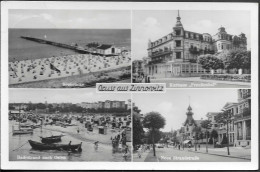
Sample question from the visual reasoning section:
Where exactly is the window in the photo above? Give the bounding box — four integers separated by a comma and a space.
175, 40, 181, 47
176, 52, 181, 59
175, 30, 181, 36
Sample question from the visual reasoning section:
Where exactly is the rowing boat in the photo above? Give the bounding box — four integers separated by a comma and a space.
40, 135, 64, 144
28, 140, 82, 152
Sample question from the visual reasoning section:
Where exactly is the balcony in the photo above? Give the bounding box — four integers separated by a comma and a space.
183, 58, 198, 63
237, 136, 243, 140
234, 108, 251, 121
148, 59, 167, 65
189, 47, 201, 54
204, 49, 215, 55
151, 50, 173, 58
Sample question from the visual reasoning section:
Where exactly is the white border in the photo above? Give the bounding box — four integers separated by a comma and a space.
1, 1, 259, 170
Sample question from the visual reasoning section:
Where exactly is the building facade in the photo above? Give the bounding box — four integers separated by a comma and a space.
78, 100, 126, 110
146, 11, 247, 78
206, 89, 251, 147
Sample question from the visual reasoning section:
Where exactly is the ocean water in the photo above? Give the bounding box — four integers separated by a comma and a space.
9, 29, 131, 62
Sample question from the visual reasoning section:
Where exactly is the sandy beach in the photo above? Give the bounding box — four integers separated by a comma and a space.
9, 53, 131, 85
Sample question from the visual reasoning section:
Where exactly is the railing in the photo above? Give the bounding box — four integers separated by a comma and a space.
237, 136, 243, 140
234, 109, 251, 121
189, 47, 200, 54
151, 50, 173, 58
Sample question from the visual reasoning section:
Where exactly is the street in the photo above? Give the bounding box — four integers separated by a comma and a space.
134, 147, 250, 162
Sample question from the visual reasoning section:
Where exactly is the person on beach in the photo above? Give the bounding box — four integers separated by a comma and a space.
77, 128, 80, 133
118, 141, 122, 152
94, 141, 99, 151
123, 145, 129, 161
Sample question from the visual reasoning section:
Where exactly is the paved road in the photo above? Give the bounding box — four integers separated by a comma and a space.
144, 148, 250, 162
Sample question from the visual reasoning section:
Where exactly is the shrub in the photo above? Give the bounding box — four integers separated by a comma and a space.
200, 74, 251, 82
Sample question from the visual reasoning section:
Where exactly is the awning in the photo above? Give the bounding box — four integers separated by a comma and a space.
183, 140, 191, 144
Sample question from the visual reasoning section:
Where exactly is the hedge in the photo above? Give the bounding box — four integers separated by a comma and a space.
200, 74, 251, 82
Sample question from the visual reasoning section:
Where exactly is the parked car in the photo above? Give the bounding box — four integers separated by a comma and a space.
157, 144, 164, 148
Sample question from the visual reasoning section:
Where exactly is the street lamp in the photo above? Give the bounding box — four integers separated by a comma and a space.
205, 123, 212, 153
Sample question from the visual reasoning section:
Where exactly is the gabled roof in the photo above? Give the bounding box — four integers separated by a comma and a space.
222, 102, 238, 110
97, 44, 112, 50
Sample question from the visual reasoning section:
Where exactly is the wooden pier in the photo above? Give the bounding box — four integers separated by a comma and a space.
20, 36, 109, 56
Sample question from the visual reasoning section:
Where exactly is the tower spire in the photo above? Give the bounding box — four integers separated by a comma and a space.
187, 96, 192, 111
175, 10, 183, 27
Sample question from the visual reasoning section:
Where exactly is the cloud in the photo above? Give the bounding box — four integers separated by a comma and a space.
132, 17, 165, 60
143, 17, 160, 27
155, 101, 175, 116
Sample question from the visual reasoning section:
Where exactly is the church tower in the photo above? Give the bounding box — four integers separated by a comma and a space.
184, 104, 196, 126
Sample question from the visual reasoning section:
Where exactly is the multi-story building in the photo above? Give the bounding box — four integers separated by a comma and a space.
132, 60, 144, 76
9, 103, 28, 110
206, 89, 251, 147
78, 100, 126, 110
233, 89, 251, 147
146, 11, 247, 78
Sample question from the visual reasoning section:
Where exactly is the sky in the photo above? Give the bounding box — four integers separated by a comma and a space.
9, 10, 131, 29
132, 10, 251, 60
9, 89, 130, 104
133, 89, 238, 132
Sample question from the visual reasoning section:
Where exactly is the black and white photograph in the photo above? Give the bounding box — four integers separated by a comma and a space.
8, 10, 131, 88
133, 89, 251, 162
132, 10, 251, 88
1, 1, 258, 171
8, 89, 132, 161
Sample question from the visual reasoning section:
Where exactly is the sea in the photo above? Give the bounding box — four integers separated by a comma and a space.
9, 29, 131, 62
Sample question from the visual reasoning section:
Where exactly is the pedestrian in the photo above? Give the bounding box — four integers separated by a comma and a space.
77, 128, 80, 134
137, 146, 142, 158
198, 144, 200, 150
94, 141, 99, 151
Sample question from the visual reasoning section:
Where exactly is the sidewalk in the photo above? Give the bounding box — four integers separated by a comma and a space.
133, 149, 153, 162
186, 146, 251, 160
152, 77, 250, 86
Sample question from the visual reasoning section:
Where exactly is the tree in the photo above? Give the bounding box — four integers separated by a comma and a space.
147, 129, 163, 144
211, 129, 218, 148
218, 49, 251, 73
192, 126, 202, 151
133, 108, 144, 148
143, 111, 166, 157
215, 110, 232, 155
198, 54, 224, 72
200, 120, 212, 153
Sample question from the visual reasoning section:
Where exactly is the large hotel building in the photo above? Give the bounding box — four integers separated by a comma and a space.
146, 11, 247, 77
